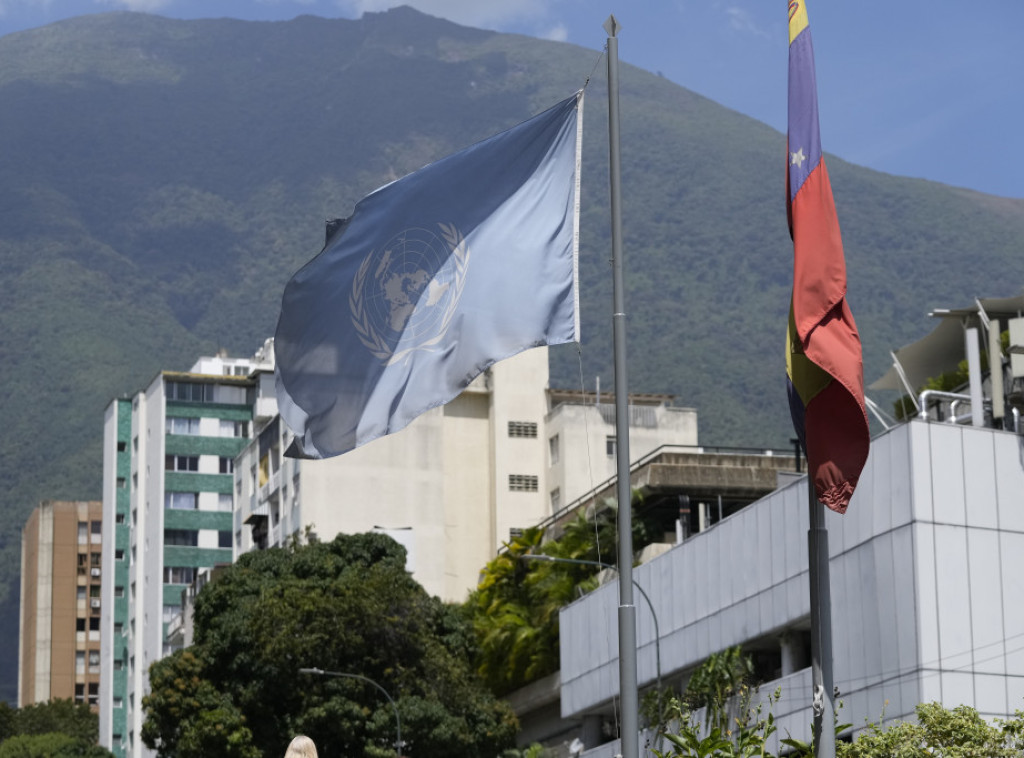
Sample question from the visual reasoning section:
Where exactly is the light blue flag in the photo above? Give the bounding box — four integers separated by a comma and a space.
274, 92, 583, 458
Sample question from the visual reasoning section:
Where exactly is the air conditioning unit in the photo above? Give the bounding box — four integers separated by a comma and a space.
90, 568, 101, 577
90, 599, 101, 609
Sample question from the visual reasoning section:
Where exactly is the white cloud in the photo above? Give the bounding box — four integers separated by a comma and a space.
94, 0, 174, 11
539, 21, 566, 42
724, 6, 768, 39
332, 0, 550, 31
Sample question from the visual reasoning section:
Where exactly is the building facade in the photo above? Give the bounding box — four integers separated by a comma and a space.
234, 346, 701, 603
236, 347, 558, 602
98, 347, 272, 758
19, 500, 105, 709
555, 419, 1024, 756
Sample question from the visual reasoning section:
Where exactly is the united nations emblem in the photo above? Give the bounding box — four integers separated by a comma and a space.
350, 223, 469, 365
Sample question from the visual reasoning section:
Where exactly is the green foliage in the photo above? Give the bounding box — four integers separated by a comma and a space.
650, 688, 780, 758
7, 700, 98, 743
0, 700, 111, 758
0, 733, 113, 758
142, 532, 516, 758
141, 650, 259, 758
0, 704, 14, 742
837, 702, 1024, 758
468, 501, 660, 694
683, 647, 754, 735
2, 6, 1024, 699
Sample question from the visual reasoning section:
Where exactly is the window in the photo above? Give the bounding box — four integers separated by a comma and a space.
163, 567, 196, 585
115, 585, 125, 598
115, 549, 125, 561
165, 492, 197, 510
88, 650, 100, 668
88, 682, 98, 706
606, 435, 617, 457
113, 697, 123, 709
218, 493, 233, 512
164, 529, 198, 546
549, 434, 560, 464
74, 684, 84, 704
90, 585, 100, 598
89, 616, 100, 631
76, 618, 86, 632
550, 487, 561, 511
117, 476, 127, 488
117, 441, 127, 452
163, 604, 182, 623
114, 659, 124, 671
76, 651, 85, 674
166, 381, 212, 402
508, 421, 538, 438
166, 455, 199, 472
508, 474, 539, 492
218, 530, 232, 548
219, 457, 234, 474
78, 522, 88, 544
77, 586, 86, 600
115, 513, 125, 525
114, 622, 124, 636
91, 520, 102, 542
91, 552, 101, 567
167, 416, 201, 435
221, 419, 247, 438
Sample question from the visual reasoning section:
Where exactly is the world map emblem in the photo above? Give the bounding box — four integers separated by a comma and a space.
350, 223, 469, 365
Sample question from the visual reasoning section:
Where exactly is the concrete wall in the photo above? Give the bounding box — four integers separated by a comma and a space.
558, 420, 1024, 755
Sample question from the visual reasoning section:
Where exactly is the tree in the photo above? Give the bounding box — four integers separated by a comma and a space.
837, 702, 1024, 758
0, 700, 113, 758
0, 733, 112, 758
142, 532, 517, 758
9, 700, 98, 743
469, 501, 660, 694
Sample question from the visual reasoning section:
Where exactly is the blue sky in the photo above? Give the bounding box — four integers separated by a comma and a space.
1, 0, 1022, 199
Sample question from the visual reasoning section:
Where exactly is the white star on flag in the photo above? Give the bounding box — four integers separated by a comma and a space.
790, 147, 806, 167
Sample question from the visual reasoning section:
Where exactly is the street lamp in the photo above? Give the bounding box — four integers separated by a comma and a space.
298, 667, 402, 756
518, 554, 662, 696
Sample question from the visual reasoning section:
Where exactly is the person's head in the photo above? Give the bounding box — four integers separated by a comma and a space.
285, 735, 318, 758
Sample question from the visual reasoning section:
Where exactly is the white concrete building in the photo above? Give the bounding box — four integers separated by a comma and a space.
98, 345, 273, 758
555, 417, 1024, 756
234, 345, 700, 603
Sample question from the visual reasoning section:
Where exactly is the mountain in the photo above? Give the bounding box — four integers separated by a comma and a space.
1, 7, 1023, 703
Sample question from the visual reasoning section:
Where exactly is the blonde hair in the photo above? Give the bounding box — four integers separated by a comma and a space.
285, 735, 318, 758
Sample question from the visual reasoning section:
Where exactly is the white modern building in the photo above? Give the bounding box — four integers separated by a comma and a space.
234, 345, 699, 603
551, 296, 1024, 756
557, 419, 1024, 756
98, 345, 273, 758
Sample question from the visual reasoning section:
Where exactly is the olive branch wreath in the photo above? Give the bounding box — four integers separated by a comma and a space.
349, 223, 470, 365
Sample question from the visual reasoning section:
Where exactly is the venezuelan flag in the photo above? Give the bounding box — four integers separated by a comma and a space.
785, 0, 869, 514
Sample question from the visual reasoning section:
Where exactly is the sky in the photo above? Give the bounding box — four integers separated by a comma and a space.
0, 0, 1022, 199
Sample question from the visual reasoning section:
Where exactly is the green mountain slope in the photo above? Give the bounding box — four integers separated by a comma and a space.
1, 7, 1022, 702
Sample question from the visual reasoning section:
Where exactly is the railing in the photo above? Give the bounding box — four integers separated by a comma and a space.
535, 442, 797, 533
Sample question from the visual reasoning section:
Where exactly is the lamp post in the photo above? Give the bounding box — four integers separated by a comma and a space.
519, 554, 662, 696
298, 667, 402, 756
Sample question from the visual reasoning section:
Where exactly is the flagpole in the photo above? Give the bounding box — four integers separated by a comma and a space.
604, 15, 639, 758
807, 478, 836, 758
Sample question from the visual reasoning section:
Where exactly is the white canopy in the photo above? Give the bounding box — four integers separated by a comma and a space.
869, 294, 1024, 393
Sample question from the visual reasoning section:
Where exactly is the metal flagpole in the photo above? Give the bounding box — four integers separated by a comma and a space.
604, 15, 639, 758
807, 478, 836, 758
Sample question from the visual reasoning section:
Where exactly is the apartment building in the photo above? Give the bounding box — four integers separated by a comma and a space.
19, 500, 105, 709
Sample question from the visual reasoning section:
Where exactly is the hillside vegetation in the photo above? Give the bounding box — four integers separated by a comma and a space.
1, 7, 1023, 701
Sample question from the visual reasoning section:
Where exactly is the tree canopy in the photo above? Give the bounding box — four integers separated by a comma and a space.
142, 532, 517, 758
0, 699, 112, 758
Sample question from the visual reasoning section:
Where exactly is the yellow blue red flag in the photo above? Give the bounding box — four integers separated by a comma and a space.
785, 0, 869, 513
